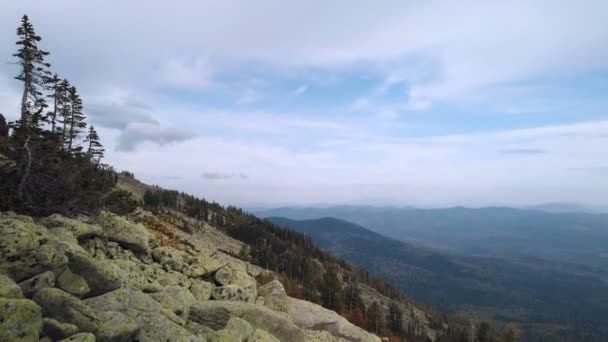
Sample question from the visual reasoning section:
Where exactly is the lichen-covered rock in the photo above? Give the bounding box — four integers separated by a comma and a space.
0, 273, 24, 299
96, 311, 139, 342
249, 329, 281, 342
221, 317, 254, 341
214, 263, 257, 303
154, 268, 191, 288
40, 214, 104, 240
111, 259, 162, 293
33, 288, 99, 333
194, 254, 227, 276
95, 211, 149, 253
0, 297, 43, 341
18, 271, 55, 298
288, 297, 380, 342
58, 332, 96, 342
42, 317, 80, 340
151, 246, 185, 272
57, 267, 90, 298
84, 288, 161, 314
190, 300, 312, 342
65, 251, 122, 296
211, 284, 255, 302
0, 215, 68, 282
189, 280, 214, 301
150, 285, 195, 318
132, 312, 205, 342
258, 280, 290, 313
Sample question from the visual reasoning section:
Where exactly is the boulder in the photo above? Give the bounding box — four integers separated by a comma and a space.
40, 214, 104, 240
214, 263, 257, 303
57, 267, 90, 298
95, 211, 149, 253
151, 246, 185, 272
18, 271, 55, 298
84, 288, 161, 314
58, 333, 96, 342
96, 311, 139, 342
33, 288, 99, 333
190, 300, 312, 342
65, 251, 122, 296
0, 273, 24, 299
111, 259, 162, 293
211, 284, 256, 302
288, 297, 381, 342
42, 318, 80, 340
220, 317, 254, 341
0, 297, 43, 341
250, 329, 281, 342
189, 280, 215, 301
132, 312, 205, 342
150, 285, 195, 318
258, 280, 290, 313
0, 215, 68, 282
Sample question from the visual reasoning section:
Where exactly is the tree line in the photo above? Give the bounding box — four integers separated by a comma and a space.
0, 15, 114, 215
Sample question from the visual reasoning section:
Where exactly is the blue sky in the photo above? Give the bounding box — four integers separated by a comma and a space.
1, 1, 607, 207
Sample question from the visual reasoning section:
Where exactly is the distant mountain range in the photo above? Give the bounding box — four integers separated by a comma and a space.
256, 206, 608, 268
266, 216, 608, 340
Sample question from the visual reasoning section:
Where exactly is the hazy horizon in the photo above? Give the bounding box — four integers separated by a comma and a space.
1, 1, 607, 207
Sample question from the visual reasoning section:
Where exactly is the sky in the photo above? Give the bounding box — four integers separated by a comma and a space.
1, 1, 607, 207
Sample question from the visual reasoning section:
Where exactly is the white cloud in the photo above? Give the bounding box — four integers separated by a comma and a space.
290, 85, 308, 97
159, 57, 212, 89
116, 122, 196, 152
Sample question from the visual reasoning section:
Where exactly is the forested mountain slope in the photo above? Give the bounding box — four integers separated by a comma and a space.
266, 216, 608, 341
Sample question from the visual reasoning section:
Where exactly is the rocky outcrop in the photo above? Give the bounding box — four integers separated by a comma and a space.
0, 211, 383, 341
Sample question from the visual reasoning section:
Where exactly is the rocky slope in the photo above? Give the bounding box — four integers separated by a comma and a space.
0, 209, 382, 341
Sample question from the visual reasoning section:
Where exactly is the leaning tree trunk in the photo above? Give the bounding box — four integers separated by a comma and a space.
17, 135, 32, 200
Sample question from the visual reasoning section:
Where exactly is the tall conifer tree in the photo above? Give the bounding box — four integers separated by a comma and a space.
13, 14, 51, 133
66, 86, 86, 153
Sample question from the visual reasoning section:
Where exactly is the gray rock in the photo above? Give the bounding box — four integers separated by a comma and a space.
150, 285, 195, 318
58, 332, 96, 342
151, 246, 185, 272
214, 263, 257, 303
18, 271, 55, 298
57, 267, 90, 298
211, 284, 256, 302
0, 273, 24, 299
40, 214, 104, 240
65, 250, 122, 296
189, 280, 215, 301
95, 211, 149, 253
250, 329, 281, 342
96, 311, 139, 342
132, 312, 205, 342
0, 215, 68, 282
33, 288, 99, 333
258, 280, 290, 313
84, 288, 161, 314
42, 317, 80, 340
0, 297, 43, 341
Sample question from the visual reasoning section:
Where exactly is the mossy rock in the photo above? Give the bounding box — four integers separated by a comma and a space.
211, 284, 255, 303
150, 285, 195, 318
95, 211, 149, 253
132, 312, 205, 342
189, 280, 215, 301
58, 332, 96, 342
151, 246, 185, 272
40, 214, 104, 240
0, 216, 68, 282
65, 251, 122, 296
33, 288, 99, 333
57, 267, 90, 298
42, 317, 79, 340
249, 329, 281, 342
0, 297, 43, 342
84, 288, 161, 314
214, 264, 256, 303
96, 311, 139, 342
0, 273, 24, 299
18, 271, 55, 298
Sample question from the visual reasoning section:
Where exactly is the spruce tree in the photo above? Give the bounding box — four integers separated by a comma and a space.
367, 302, 385, 335
56, 78, 71, 144
387, 301, 403, 335
46, 73, 62, 134
85, 125, 104, 164
66, 86, 86, 153
13, 14, 51, 133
